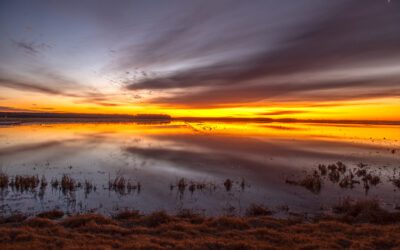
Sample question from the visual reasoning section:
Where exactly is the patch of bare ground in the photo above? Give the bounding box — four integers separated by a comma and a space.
1, 202, 400, 249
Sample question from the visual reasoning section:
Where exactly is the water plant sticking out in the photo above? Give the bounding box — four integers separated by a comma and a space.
224, 179, 232, 191
287, 161, 383, 194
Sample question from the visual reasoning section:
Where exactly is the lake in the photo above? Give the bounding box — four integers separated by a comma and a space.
0, 121, 399, 216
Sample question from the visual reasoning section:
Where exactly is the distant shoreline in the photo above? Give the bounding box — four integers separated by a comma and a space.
0, 112, 399, 126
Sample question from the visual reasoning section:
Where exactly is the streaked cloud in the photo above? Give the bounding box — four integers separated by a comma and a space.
123, 1, 400, 106
11, 39, 51, 55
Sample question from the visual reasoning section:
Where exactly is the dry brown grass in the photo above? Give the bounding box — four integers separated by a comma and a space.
332, 198, 400, 224
36, 210, 64, 220
245, 204, 272, 217
0, 208, 400, 250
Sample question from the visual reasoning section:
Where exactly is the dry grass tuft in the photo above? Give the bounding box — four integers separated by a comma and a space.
37, 210, 64, 220
246, 204, 272, 217
140, 211, 172, 227
113, 210, 140, 221
177, 209, 204, 224
0, 213, 27, 224
61, 214, 114, 228
209, 216, 249, 230
332, 198, 399, 224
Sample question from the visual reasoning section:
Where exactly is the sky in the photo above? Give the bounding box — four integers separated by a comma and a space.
0, 0, 399, 120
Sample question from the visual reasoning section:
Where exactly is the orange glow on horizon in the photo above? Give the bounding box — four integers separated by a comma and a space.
1, 87, 399, 121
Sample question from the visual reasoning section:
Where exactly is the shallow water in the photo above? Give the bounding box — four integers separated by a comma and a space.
0, 121, 399, 216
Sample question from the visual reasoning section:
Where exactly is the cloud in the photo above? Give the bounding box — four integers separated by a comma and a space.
0, 65, 86, 96
11, 39, 51, 55
0, 106, 34, 112
259, 110, 307, 116
123, 0, 400, 106
150, 77, 400, 107
0, 76, 126, 108
0, 77, 65, 95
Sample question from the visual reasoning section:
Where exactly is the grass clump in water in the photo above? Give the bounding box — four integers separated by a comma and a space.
224, 179, 233, 191
109, 176, 140, 195
0, 173, 9, 189
10, 175, 40, 191
61, 174, 75, 192
286, 171, 322, 194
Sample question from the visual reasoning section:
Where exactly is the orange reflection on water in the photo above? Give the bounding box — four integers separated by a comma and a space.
1, 121, 399, 146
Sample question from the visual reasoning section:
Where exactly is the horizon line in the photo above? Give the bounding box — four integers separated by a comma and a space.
0, 112, 400, 126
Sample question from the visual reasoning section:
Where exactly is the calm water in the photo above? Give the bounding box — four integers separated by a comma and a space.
0, 121, 399, 216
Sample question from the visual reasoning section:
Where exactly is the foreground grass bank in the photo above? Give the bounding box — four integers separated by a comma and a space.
1, 201, 400, 250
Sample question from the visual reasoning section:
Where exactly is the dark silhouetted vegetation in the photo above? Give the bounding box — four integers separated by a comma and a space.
224, 178, 232, 191
287, 161, 383, 193
286, 171, 322, 194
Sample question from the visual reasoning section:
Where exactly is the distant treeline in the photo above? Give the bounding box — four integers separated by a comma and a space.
1, 112, 398, 125
0, 112, 171, 120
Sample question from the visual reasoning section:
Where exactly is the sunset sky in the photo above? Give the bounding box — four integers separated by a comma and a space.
0, 0, 399, 120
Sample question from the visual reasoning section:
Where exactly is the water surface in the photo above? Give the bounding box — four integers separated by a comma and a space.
0, 121, 399, 216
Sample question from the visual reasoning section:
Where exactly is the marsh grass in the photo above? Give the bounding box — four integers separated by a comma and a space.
287, 161, 383, 193
108, 176, 140, 195
177, 178, 187, 193
84, 180, 95, 195
332, 198, 400, 224
389, 172, 400, 188
0, 173, 8, 189
240, 178, 246, 190
171, 178, 219, 197
51, 178, 59, 189
40, 175, 47, 189
245, 204, 272, 217
61, 174, 75, 192
286, 171, 322, 194
224, 178, 232, 191
9, 175, 40, 191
